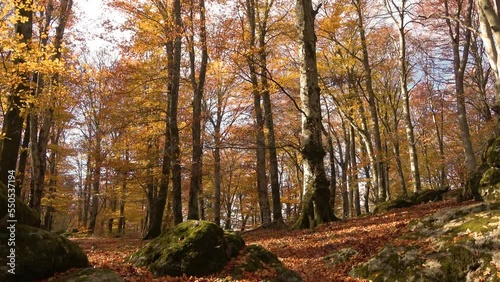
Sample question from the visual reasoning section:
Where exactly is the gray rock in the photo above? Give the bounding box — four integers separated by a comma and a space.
350, 202, 500, 282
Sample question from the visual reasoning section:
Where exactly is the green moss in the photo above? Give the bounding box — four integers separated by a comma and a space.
130, 220, 244, 277
0, 224, 89, 281
324, 248, 358, 265
438, 246, 477, 282
0, 183, 40, 227
486, 137, 500, 168
480, 168, 500, 186
458, 217, 493, 233
224, 231, 245, 258
230, 245, 302, 282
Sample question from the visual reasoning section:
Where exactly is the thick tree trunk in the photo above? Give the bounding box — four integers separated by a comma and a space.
0, 0, 33, 192
170, 0, 183, 225
294, 0, 336, 229
188, 0, 208, 220
476, 0, 500, 134
447, 0, 477, 175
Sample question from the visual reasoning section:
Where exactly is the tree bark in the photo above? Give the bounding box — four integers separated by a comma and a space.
350, 126, 361, 216
446, 0, 477, 174
387, 0, 421, 193
294, 0, 336, 229
88, 134, 102, 234
476, 0, 500, 133
0, 0, 33, 192
188, 0, 208, 220
256, 0, 283, 224
354, 0, 387, 202
170, 0, 183, 225
245, 0, 271, 225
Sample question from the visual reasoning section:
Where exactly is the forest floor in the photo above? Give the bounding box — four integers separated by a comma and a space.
61, 199, 472, 282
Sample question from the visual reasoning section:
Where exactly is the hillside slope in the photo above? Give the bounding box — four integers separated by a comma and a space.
62, 199, 497, 281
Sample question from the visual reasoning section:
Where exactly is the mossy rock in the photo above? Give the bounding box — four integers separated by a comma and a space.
415, 188, 447, 204
231, 245, 302, 282
0, 184, 40, 227
129, 220, 244, 277
350, 202, 500, 282
480, 168, 500, 186
480, 183, 500, 201
479, 167, 500, 200
486, 137, 500, 168
224, 231, 245, 258
0, 224, 89, 282
53, 268, 124, 282
374, 188, 449, 214
373, 198, 414, 213
324, 247, 358, 265
350, 245, 423, 281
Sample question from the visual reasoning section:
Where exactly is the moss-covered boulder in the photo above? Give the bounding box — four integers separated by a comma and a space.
350, 202, 500, 281
129, 220, 245, 277
373, 188, 449, 214
0, 224, 89, 282
323, 247, 358, 265
480, 167, 500, 201
230, 244, 302, 282
486, 137, 500, 168
0, 184, 40, 227
472, 136, 500, 201
53, 268, 124, 282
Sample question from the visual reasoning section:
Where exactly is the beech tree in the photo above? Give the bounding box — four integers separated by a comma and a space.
187, 0, 208, 220
476, 0, 500, 132
384, 0, 421, 193
0, 0, 33, 191
294, 0, 336, 229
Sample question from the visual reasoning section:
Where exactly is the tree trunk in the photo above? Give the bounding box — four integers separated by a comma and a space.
0, 0, 33, 192
354, 0, 387, 202
257, 0, 283, 223
245, 0, 271, 225
188, 0, 208, 220
261, 51, 283, 224
350, 126, 361, 216
446, 0, 476, 175
389, 0, 421, 193
213, 97, 223, 226
294, 0, 336, 229
43, 129, 61, 231
170, 0, 183, 225
476, 0, 500, 134
16, 115, 30, 197
88, 146, 102, 234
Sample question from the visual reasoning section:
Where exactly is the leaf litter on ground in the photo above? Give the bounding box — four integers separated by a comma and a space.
45, 199, 472, 282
